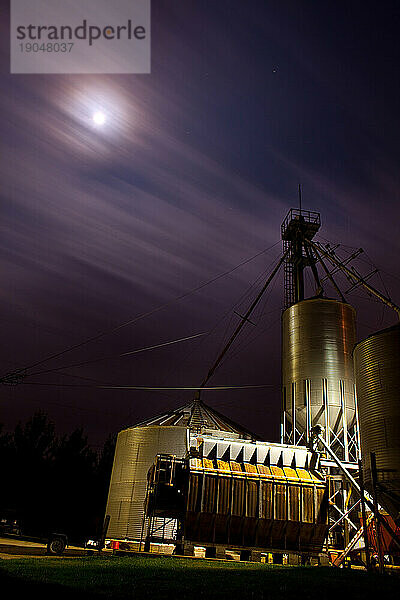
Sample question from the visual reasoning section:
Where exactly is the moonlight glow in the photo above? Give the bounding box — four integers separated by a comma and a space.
93, 111, 106, 125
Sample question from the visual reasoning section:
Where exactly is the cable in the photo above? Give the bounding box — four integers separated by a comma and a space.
362, 250, 392, 300
100, 384, 276, 391
207, 250, 282, 368
198, 249, 288, 391
21, 382, 277, 390
118, 251, 282, 424
142, 243, 282, 392
0, 240, 281, 382
317, 235, 398, 292
25, 332, 207, 378
218, 311, 282, 368
213, 286, 282, 370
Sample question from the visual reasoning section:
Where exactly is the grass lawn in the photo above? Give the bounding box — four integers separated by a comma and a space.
1, 554, 399, 599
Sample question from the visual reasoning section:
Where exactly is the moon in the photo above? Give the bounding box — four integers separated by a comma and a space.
92, 111, 106, 126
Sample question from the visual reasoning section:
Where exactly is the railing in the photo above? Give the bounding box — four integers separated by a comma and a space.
281, 208, 321, 238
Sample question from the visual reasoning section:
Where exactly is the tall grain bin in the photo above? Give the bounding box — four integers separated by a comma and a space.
282, 297, 357, 461
354, 324, 400, 523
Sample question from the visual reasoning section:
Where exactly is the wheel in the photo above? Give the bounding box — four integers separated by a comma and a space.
47, 537, 66, 555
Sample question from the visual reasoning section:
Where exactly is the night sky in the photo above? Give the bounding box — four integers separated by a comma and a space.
1, 1, 399, 448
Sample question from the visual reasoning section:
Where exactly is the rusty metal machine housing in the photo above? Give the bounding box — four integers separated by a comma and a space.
354, 324, 400, 523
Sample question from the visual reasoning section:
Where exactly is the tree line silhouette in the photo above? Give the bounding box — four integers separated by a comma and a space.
0, 411, 116, 545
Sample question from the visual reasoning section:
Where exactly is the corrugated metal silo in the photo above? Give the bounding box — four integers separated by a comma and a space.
282, 298, 357, 460
106, 425, 188, 540
354, 324, 400, 522
105, 399, 256, 541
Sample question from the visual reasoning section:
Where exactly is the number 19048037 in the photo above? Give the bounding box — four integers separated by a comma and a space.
19, 42, 74, 52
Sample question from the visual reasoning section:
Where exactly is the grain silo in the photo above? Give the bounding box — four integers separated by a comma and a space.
105, 399, 256, 542
104, 206, 400, 562
105, 397, 329, 560
354, 324, 400, 523
280, 209, 359, 463
282, 297, 358, 462
278, 208, 364, 557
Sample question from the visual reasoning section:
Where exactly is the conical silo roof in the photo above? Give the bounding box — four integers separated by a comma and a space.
132, 399, 259, 440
